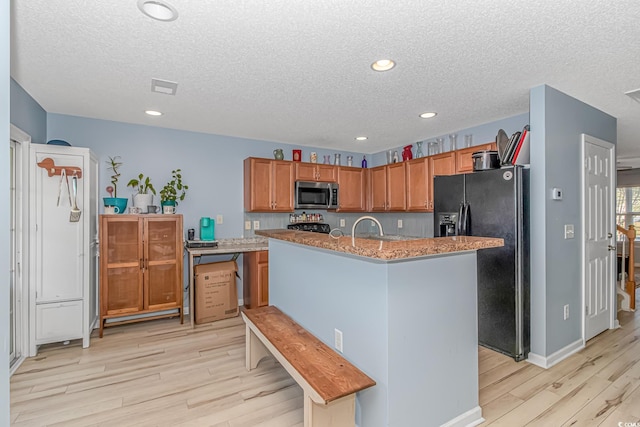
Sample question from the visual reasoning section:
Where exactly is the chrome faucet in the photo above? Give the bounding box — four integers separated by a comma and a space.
351, 215, 384, 237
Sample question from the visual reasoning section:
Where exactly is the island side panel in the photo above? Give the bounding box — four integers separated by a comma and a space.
387, 252, 482, 427
268, 239, 390, 427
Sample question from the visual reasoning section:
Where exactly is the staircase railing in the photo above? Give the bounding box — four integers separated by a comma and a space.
616, 224, 636, 310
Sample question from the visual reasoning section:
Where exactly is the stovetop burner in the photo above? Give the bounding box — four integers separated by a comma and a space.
287, 222, 331, 234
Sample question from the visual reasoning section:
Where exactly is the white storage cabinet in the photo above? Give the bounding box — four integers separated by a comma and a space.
29, 144, 98, 355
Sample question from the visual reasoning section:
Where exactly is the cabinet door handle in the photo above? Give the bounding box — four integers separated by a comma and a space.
140, 258, 144, 270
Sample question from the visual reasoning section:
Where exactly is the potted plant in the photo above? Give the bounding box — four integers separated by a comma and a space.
103, 156, 128, 213
160, 169, 188, 213
127, 173, 156, 213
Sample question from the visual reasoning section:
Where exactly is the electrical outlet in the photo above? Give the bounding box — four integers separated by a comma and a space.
245, 221, 251, 230
253, 220, 260, 230
334, 328, 343, 353
398, 219, 403, 228
564, 304, 569, 320
216, 214, 223, 224
340, 218, 346, 227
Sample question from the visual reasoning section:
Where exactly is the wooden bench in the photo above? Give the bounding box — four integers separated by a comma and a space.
242, 306, 376, 427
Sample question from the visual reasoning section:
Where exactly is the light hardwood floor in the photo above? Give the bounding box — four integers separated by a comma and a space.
10, 297, 640, 427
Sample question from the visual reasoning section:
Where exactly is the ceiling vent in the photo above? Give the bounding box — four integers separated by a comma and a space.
151, 78, 178, 95
624, 88, 640, 103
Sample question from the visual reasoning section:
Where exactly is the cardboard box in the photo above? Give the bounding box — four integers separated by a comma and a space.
194, 260, 239, 324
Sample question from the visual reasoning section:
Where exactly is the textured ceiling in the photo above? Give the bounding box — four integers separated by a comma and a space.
9, 0, 640, 162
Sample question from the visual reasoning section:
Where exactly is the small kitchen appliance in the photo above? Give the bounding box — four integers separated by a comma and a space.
295, 181, 339, 209
287, 222, 331, 234
472, 150, 500, 171
200, 217, 215, 241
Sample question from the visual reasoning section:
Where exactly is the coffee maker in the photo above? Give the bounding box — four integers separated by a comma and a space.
436, 212, 458, 237
200, 217, 215, 241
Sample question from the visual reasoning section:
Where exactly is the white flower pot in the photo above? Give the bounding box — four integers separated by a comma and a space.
133, 193, 153, 213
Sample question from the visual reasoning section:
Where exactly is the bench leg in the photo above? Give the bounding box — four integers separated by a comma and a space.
304, 393, 355, 427
245, 324, 271, 370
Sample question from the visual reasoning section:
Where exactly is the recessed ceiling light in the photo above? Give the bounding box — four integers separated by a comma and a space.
371, 59, 395, 72
419, 112, 437, 119
355, 136, 368, 141
145, 110, 163, 116
137, 0, 178, 22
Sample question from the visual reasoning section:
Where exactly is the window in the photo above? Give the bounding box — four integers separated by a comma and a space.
616, 186, 640, 241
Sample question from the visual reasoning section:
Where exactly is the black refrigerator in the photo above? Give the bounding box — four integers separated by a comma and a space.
433, 165, 530, 361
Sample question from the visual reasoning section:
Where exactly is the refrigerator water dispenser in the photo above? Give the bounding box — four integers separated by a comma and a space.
437, 212, 458, 237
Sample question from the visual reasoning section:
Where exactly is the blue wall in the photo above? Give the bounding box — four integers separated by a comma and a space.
1, 0, 11, 422
10, 78, 46, 143
47, 113, 367, 238
529, 85, 616, 358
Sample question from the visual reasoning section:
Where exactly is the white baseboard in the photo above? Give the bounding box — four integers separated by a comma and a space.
527, 338, 584, 369
440, 406, 484, 427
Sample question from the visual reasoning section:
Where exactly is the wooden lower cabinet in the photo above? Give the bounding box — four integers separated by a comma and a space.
243, 250, 269, 309
99, 214, 183, 336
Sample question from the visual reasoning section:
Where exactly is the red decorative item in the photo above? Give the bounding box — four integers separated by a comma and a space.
402, 145, 413, 161
292, 149, 302, 162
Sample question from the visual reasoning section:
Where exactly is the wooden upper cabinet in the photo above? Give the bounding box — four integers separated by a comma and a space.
455, 142, 497, 174
336, 166, 367, 212
272, 161, 295, 211
295, 162, 336, 182
369, 163, 406, 212
428, 152, 456, 211
405, 157, 430, 212
430, 152, 456, 177
369, 166, 388, 211
244, 158, 294, 212
386, 162, 406, 211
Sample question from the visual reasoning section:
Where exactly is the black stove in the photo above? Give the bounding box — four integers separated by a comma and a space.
287, 222, 331, 234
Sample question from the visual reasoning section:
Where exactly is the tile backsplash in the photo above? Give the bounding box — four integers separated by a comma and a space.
244, 211, 434, 238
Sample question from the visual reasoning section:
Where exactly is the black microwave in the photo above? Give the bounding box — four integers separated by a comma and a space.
294, 181, 339, 209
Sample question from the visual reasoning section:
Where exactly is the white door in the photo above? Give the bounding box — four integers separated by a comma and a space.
9, 141, 16, 364
582, 134, 616, 341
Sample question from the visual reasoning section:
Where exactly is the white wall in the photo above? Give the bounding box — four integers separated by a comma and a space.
1, 0, 12, 423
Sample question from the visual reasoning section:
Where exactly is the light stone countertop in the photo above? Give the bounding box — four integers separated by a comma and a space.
184, 237, 268, 255
256, 229, 503, 260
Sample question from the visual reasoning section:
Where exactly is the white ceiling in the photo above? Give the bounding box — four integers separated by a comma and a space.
9, 0, 640, 162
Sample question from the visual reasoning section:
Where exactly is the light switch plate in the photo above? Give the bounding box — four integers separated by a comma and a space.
564, 224, 574, 239
245, 221, 251, 230
253, 220, 260, 230
340, 219, 345, 227
398, 219, 403, 228
216, 214, 223, 224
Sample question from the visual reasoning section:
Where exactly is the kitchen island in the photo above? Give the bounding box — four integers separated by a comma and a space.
255, 229, 503, 427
